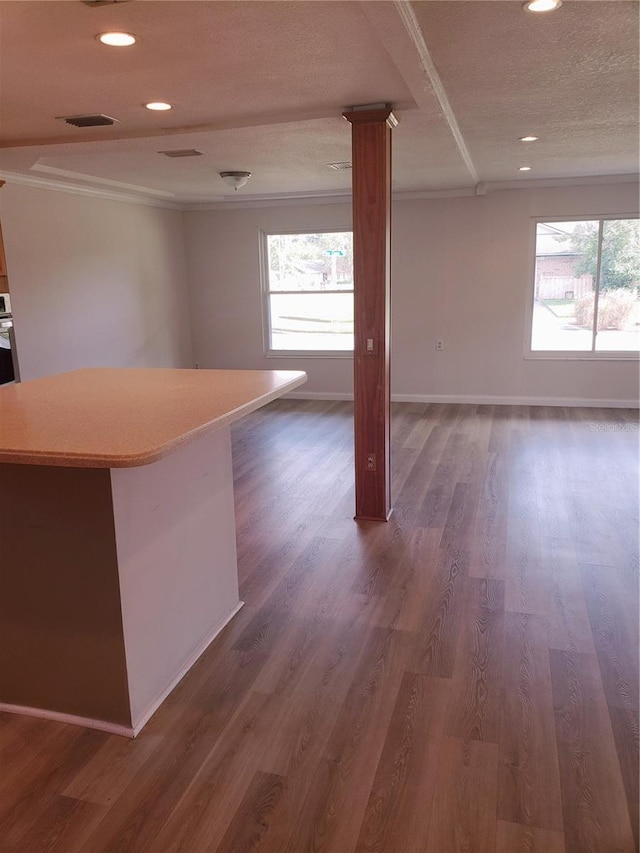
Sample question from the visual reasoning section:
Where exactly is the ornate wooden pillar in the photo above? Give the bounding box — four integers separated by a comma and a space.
343, 105, 397, 521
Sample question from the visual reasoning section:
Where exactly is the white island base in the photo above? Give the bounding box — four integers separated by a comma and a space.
1, 426, 243, 737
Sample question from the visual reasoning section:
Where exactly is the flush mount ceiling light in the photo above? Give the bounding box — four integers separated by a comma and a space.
519, 135, 539, 142
97, 32, 138, 46
219, 171, 251, 190
523, 0, 561, 11
519, 166, 532, 171
145, 102, 172, 111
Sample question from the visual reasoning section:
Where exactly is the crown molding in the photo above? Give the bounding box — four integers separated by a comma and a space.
0, 170, 183, 210
182, 190, 353, 211
184, 174, 639, 210
396, 187, 477, 201
183, 186, 482, 210
0, 170, 637, 212
31, 162, 176, 200
482, 173, 639, 192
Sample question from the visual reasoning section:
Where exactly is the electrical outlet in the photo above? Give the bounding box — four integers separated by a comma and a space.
366, 453, 376, 471
435, 340, 444, 351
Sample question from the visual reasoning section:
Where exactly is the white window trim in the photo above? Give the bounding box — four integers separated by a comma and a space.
524, 213, 640, 361
259, 227, 355, 359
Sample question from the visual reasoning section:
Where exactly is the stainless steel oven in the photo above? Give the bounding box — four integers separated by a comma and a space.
0, 293, 18, 385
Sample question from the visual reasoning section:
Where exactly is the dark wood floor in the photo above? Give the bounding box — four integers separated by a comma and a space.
1, 400, 638, 853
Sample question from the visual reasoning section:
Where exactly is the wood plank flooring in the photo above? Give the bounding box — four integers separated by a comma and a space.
1, 400, 638, 852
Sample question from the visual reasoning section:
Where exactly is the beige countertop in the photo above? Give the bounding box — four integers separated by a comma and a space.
0, 367, 307, 467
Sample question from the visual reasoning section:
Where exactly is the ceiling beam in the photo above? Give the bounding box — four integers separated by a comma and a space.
359, 0, 479, 185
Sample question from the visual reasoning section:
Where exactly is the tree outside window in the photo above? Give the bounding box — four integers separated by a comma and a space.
531, 217, 640, 354
262, 231, 353, 354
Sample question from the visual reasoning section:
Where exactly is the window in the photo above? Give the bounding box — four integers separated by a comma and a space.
262, 230, 353, 355
530, 217, 640, 356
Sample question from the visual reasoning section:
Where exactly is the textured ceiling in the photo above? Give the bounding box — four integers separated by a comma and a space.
413, 1, 640, 180
0, 0, 637, 204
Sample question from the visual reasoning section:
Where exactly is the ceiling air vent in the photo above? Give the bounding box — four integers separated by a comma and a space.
159, 149, 203, 158
81, 1, 132, 7
326, 161, 352, 171
57, 114, 119, 128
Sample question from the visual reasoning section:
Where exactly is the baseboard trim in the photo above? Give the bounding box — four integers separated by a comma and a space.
0, 703, 136, 738
284, 390, 639, 409
285, 391, 354, 401
0, 600, 245, 739
392, 393, 639, 408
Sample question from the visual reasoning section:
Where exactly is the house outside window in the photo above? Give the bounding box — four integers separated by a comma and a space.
261, 230, 353, 356
529, 217, 640, 356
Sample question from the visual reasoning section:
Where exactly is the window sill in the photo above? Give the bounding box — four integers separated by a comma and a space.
524, 352, 640, 361
264, 351, 354, 359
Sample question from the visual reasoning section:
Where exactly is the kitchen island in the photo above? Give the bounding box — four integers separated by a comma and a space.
0, 367, 306, 736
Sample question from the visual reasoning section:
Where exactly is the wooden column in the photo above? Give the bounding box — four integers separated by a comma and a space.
343, 106, 397, 521
0, 180, 8, 291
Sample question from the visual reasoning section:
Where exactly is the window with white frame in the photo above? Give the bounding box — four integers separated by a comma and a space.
262, 230, 353, 355
530, 217, 640, 355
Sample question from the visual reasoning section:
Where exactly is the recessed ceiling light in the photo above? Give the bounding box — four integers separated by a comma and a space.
97, 32, 137, 47
145, 102, 172, 111
519, 166, 532, 171
523, 0, 562, 12
519, 135, 539, 142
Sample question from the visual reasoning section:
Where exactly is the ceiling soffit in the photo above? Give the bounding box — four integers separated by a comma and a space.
0, 0, 636, 203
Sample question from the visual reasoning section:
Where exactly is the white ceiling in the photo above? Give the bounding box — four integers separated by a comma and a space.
0, 0, 637, 206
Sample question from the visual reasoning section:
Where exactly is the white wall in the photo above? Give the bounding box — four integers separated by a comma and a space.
1, 183, 192, 381
185, 181, 640, 406
184, 202, 354, 395
2, 178, 634, 406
